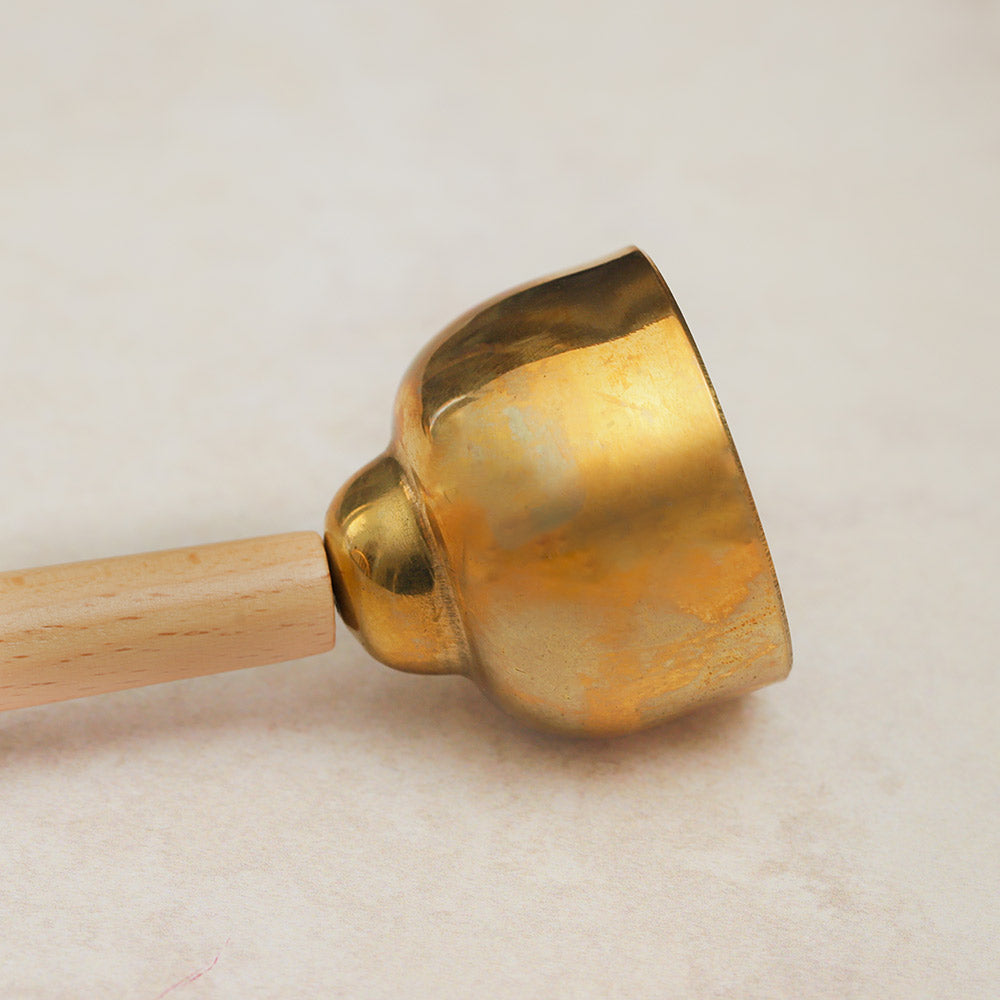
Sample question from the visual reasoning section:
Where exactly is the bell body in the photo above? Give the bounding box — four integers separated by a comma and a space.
327, 248, 791, 736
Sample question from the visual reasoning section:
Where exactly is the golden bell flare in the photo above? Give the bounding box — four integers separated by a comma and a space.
325, 248, 792, 736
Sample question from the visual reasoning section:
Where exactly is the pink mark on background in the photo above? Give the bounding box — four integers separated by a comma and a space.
153, 941, 228, 999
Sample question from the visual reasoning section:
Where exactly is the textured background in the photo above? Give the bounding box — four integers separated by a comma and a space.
1, 1, 998, 997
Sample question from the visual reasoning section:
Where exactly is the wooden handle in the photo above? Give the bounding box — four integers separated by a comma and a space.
0, 532, 336, 711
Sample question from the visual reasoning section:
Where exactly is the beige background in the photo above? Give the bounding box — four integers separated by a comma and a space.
1, 1, 998, 997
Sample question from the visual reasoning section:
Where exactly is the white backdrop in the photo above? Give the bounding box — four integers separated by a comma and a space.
1, 1, 997, 996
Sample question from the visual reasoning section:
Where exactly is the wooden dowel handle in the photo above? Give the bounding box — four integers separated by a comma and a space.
0, 532, 336, 711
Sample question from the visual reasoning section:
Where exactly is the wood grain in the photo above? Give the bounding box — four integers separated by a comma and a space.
0, 532, 336, 711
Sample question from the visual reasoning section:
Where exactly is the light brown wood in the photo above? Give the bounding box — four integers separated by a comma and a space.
0, 532, 336, 711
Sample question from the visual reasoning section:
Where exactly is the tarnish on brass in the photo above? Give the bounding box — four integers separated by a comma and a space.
326, 248, 792, 736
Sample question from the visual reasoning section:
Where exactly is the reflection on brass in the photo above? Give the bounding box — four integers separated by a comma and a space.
326, 248, 791, 736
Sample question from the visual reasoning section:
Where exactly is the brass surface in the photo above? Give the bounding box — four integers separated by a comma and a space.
326, 249, 791, 736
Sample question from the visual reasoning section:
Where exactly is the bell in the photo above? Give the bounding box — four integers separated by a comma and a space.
0, 248, 790, 736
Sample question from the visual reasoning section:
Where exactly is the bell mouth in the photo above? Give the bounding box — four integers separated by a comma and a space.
638, 248, 792, 669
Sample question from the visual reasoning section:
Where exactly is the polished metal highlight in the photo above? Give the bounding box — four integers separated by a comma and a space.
326, 248, 791, 736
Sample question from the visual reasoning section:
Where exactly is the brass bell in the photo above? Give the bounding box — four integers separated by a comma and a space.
0, 248, 790, 736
